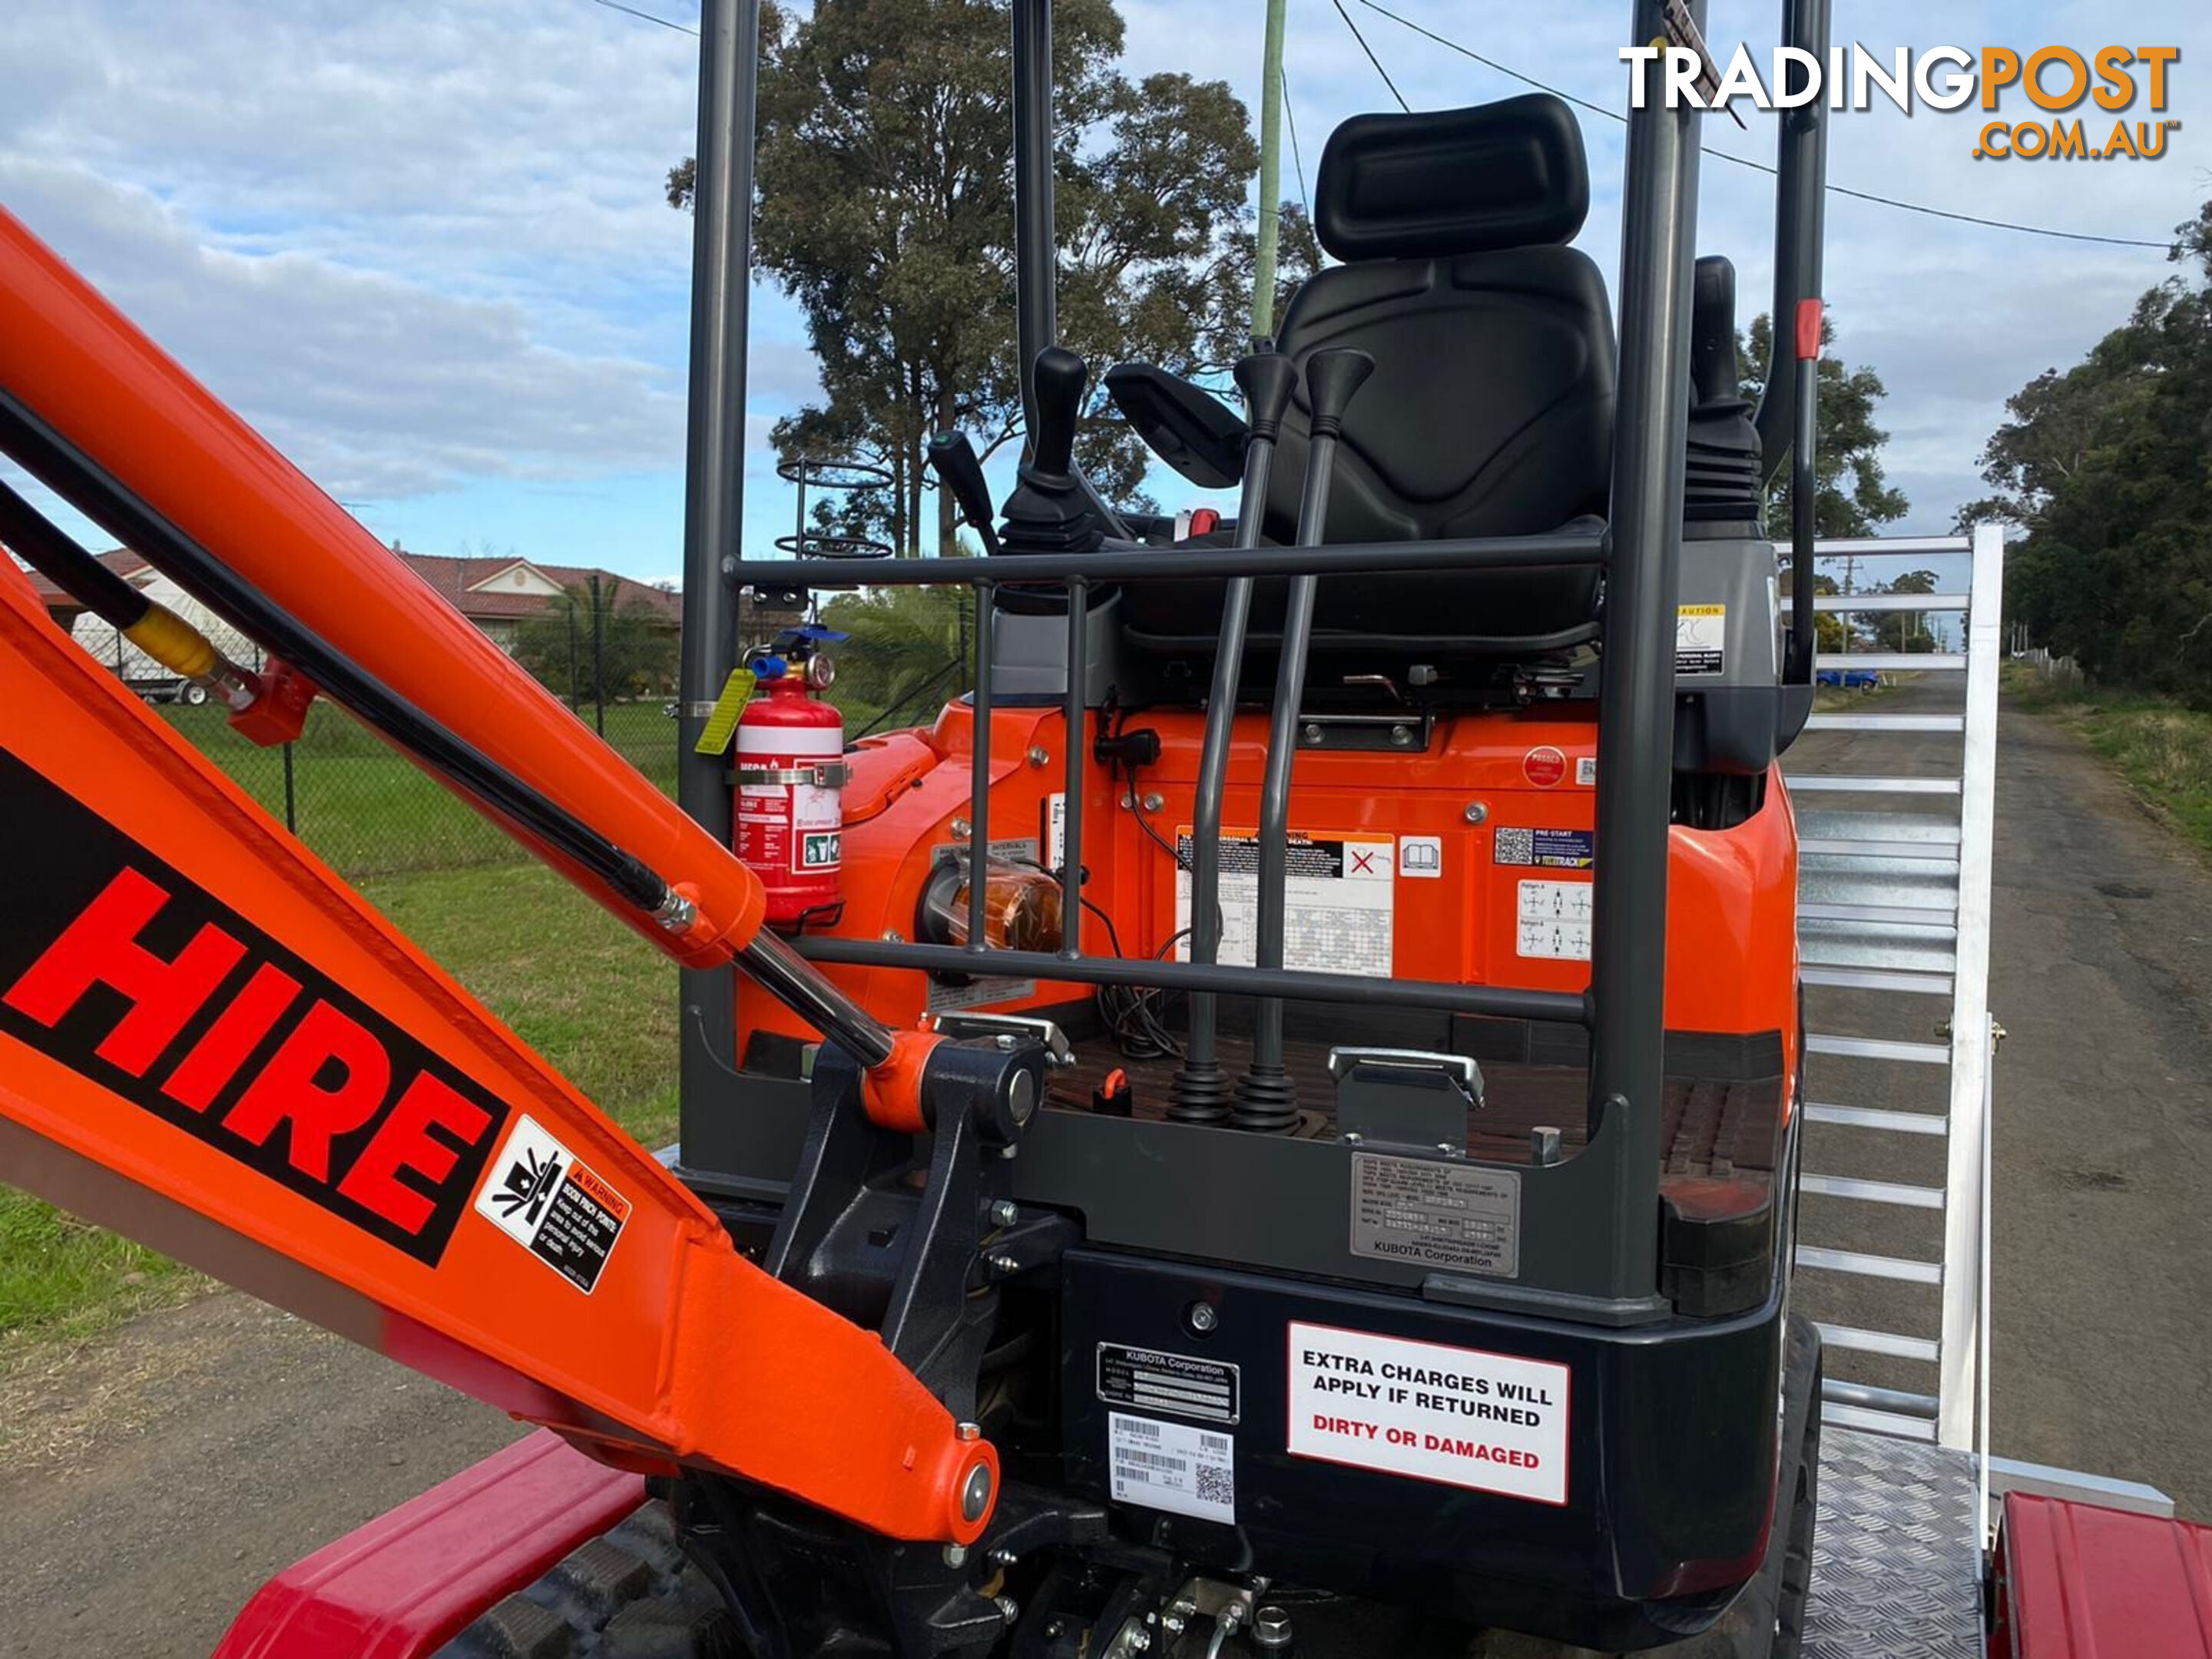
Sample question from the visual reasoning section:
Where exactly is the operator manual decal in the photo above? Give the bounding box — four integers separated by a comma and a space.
1349, 1153, 1520, 1278
475, 1114, 632, 1293
1096, 1343, 1240, 1425
1173, 828, 1394, 979
1287, 1322, 1568, 1506
1108, 1411, 1235, 1524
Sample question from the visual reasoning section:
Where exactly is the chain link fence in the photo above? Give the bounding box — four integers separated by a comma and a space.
75, 604, 681, 881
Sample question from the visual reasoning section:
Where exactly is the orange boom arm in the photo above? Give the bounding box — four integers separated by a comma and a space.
0, 210, 988, 1543
0, 566, 990, 1544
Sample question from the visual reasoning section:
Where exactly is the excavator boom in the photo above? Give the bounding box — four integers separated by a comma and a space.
0, 207, 995, 1546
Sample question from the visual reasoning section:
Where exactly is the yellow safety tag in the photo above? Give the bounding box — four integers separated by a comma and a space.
693, 667, 757, 757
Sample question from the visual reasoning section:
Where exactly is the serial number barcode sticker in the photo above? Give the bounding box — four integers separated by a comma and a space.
474, 1114, 632, 1293
1108, 1411, 1235, 1524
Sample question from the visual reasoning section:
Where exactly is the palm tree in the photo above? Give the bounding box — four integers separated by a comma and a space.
818, 585, 975, 737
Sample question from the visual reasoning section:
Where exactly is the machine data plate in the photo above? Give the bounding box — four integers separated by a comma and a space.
1096, 1343, 1240, 1425
1349, 1153, 1519, 1278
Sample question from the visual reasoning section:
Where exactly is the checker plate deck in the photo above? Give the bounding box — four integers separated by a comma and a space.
1805, 1427, 1982, 1658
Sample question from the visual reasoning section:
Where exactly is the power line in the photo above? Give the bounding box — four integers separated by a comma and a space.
1351, 0, 2173, 252
1330, 0, 1408, 113
1281, 67, 1313, 221
589, 0, 695, 35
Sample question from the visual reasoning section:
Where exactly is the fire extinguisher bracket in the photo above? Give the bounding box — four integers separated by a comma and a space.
731, 762, 851, 789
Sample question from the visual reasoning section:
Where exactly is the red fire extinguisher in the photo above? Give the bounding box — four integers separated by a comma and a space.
733, 629, 846, 929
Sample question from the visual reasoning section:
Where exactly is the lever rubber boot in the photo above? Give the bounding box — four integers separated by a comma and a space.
1171, 348, 1303, 1124
998, 347, 1109, 555
1235, 348, 1376, 1133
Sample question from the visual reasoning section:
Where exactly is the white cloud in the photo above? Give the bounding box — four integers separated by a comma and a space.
3, 0, 2204, 540
4, 157, 687, 502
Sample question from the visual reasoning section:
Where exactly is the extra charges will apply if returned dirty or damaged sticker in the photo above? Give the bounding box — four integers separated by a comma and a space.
1287, 1322, 1568, 1505
475, 1114, 632, 1293
1350, 1152, 1520, 1279
1096, 1343, 1240, 1425
1108, 1412, 1236, 1524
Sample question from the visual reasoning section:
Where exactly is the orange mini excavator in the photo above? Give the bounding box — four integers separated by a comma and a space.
2, 2, 1842, 1654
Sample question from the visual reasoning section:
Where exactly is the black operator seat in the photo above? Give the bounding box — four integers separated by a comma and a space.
1118, 93, 1615, 667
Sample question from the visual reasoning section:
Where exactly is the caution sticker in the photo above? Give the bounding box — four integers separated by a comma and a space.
691, 667, 757, 756
1108, 1412, 1236, 1524
475, 1114, 631, 1293
1676, 604, 1726, 675
1287, 1323, 1569, 1506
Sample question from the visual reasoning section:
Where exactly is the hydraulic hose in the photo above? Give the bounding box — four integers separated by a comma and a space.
0, 394, 677, 919
0, 480, 257, 710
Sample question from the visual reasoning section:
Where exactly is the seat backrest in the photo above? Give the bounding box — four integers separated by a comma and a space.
1266, 95, 1616, 553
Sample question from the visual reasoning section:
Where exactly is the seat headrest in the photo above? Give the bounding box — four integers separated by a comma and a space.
1313, 93, 1590, 263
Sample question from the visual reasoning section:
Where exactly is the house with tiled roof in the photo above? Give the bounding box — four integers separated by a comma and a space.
394, 552, 681, 653
18, 546, 680, 657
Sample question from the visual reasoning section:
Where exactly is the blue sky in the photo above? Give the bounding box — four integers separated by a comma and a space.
3, 1, 2204, 587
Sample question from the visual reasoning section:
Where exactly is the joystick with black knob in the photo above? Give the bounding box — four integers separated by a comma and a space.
998, 347, 1111, 555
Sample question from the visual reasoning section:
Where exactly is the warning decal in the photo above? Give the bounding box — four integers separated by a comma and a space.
1097, 1343, 1240, 1425
1287, 1322, 1569, 1505
1109, 1412, 1236, 1524
1174, 829, 1394, 979
475, 1114, 631, 1293
1676, 604, 1726, 675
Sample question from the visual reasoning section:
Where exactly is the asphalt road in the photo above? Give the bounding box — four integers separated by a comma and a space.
1, 689, 2205, 1657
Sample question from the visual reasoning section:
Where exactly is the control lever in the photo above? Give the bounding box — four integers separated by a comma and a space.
926, 431, 1002, 555
1236, 348, 1376, 1132
1169, 348, 1300, 1124
998, 347, 1112, 555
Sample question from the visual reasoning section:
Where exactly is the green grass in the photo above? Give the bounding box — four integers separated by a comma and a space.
2005, 664, 2212, 859
0, 863, 677, 1349
157, 698, 681, 878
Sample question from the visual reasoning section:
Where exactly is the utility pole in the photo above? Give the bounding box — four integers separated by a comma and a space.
1250, 0, 1289, 344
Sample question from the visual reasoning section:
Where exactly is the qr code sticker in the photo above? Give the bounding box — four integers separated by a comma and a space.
1194, 1460, 1233, 1509
1494, 826, 1535, 866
